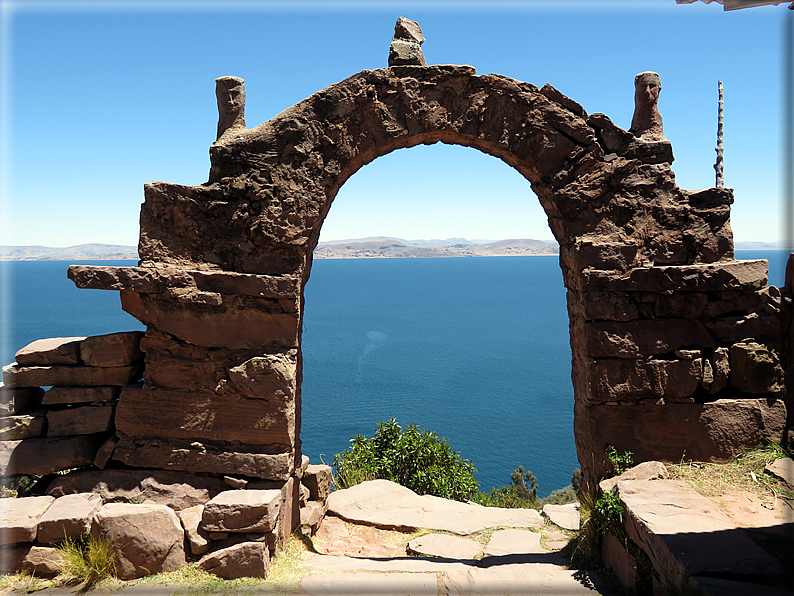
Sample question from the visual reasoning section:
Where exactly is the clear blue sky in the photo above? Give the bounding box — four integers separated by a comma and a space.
0, 0, 789, 245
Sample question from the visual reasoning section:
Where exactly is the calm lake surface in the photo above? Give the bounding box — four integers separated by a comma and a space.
0, 250, 786, 495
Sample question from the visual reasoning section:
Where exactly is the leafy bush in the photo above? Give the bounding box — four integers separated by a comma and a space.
332, 418, 479, 501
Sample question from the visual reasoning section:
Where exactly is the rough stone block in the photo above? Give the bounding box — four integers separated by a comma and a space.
22, 546, 61, 577
582, 291, 638, 322
92, 502, 186, 580
120, 291, 299, 350
228, 351, 297, 400
706, 312, 782, 343
0, 435, 103, 476
197, 541, 269, 579
47, 468, 226, 510
2, 363, 142, 388
729, 341, 784, 394
388, 39, 426, 67
0, 385, 44, 415
201, 489, 282, 533
112, 437, 293, 481
702, 347, 729, 394
42, 386, 121, 405
115, 386, 295, 447
37, 492, 103, 544
300, 501, 327, 530
588, 358, 703, 402
0, 495, 55, 544
573, 240, 638, 271
581, 398, 787, 465
0, 410, 46, 440
177, 505, 209, 556
303, 464, 333, 502
585, 320, 715, 358
46, 404, 115, 437
582, 260, 768, 293
80, 331, 144, 367
15, 337, 84, 366
93, 434, 119, 469
599, 461, 670, 493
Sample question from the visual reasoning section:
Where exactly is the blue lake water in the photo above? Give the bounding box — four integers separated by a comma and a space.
0, 250, 787, 496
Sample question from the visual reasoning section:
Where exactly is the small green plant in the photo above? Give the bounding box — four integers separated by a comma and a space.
56, 534, 117, 588
593, 488, 624, 535
333, 418, 479, 501
605, 446, 634, 476
471, 464, 545, 508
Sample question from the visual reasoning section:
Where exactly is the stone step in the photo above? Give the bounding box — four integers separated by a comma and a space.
615, 479, 784, 593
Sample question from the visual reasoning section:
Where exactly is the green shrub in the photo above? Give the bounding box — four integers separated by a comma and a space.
593, 488, 624, 535
332, 418, 479, 501
471, 465, 545, 509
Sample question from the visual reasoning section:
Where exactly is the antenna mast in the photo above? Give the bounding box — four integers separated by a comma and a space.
715, 81, 724, 188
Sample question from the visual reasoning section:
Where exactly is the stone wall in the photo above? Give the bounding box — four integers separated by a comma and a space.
1, 63, 790, 568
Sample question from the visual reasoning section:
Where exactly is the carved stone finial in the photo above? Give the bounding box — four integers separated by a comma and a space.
630, 71, 665, 141
215, 76, 246, 142
389, 17, 427, 67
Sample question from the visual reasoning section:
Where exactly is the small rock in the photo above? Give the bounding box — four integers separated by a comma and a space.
177, 505, 209, 556
202, 489, 282, 533
224, 476, 248, 489
300, 501, 326, 531
198, 541, 269, 579
22, 546, 61, 577
764, 458, 794, 490
542, 503, 580, 531
407, 533, 482, 559
600, 461, 669, 493
208, 532, 229, 540
303, 464, 332, 502
93, 435, 119, 470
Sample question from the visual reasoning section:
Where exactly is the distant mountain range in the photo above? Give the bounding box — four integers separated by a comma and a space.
0, 244, 138, 261
0, 238, 783, 261
314, 238, 559, 259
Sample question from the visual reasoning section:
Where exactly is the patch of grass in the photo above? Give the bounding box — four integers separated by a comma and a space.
668, 442, 794, 505
55, 534, 118, 589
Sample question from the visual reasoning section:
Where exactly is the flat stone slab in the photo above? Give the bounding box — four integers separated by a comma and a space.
2, 363, 142, 388
407, 533, 482, 559
307, 553, 476, 573
765, 457, 794, 490
43, 386, 121, 405
542, 503, 580, 530
617, 479, 783, 586
483, 528, 544, 557
0, 495, 55, 544
0, 410, 46, 440
443, 562, 604, 595
37, 492, 103, 544
0, 435, 103, 476
15, 337, 84, 366
600, 461, 669, 493
300, 572, 438, 595
46, 404, 115, 437
327, 480, 543, 535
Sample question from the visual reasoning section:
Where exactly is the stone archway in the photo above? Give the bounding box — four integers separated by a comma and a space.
70, 64, 788, 502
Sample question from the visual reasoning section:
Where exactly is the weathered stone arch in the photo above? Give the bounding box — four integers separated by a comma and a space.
69, 64, 788, 502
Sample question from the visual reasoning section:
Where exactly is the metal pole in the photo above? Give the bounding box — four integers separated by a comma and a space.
715, 81, 724, 188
